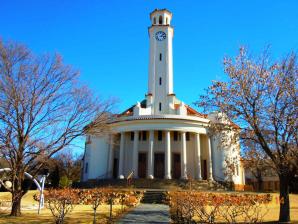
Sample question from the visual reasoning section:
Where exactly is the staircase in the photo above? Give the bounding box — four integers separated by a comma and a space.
74, 179, 228, 192
141, 189, 167, 204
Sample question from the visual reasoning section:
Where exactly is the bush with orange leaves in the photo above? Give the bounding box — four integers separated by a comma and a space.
80, 188, 143, 223
34, 188, 143, 224
166, 191, 271, 223
43, 188, 81, 224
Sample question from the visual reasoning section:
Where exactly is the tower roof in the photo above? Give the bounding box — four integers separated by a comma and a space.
150, 8, 172, 19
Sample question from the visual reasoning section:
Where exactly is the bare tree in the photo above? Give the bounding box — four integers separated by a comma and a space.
52, 150, 82, 186
195, 47, 298, 223
0, 39, 114, 216
242, 141, 271, 192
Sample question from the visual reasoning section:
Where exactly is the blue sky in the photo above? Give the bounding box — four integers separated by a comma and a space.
1, 0, 298, 153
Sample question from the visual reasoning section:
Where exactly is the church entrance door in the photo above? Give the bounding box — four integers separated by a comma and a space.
172, 153, 181, 179
154, 153, 164, 178
202, 159, 207, 180
113, 158, 118, 179
138, 153, 147, 178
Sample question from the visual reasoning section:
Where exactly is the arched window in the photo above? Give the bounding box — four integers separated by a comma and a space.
159, 16, 163, 25
159, 53, 162, 61
153, 17, 156, 24
159, 102, 162, 111
159, 77, 162, 85
166, 17, 168, 25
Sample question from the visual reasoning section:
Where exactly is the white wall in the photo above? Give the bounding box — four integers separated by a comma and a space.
82, 135, 109, 181
83, 126, 243, 185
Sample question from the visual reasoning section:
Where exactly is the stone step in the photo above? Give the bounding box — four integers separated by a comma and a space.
141, 190, 167, 204
74, 179, 228, 191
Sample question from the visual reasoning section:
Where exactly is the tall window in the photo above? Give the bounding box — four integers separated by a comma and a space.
159, 102, 162, 111
85, 162, 88, 174
186, 132, 190, 141
130, 132, 134, 141
173, 131, 178, 141
158, 131, 162, 141
159, 77, 162, 85
166, 17, 168, 24
142, 131, 147, 141
159, 53, 162, 61
159, 16, 163, 24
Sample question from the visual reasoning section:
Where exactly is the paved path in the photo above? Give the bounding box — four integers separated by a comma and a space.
116, 203, 170, 223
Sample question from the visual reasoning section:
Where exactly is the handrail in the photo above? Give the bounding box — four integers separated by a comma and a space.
127, 171, 134, 180
126, 171, 134, 186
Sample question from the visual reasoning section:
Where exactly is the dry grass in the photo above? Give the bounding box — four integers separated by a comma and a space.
0, 190, 126, 224
190, 193, 298, 223
261, 193, 298, 222
0, 190, 297, 223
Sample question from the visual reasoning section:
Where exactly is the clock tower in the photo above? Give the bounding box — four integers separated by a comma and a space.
147, 9, 174, 115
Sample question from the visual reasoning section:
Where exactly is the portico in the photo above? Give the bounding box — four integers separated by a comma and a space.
108, 129, 213, 180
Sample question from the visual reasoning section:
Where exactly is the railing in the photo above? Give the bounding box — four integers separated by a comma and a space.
126, 171, 134, 186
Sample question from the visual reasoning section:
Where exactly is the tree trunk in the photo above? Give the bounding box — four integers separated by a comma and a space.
257, 180, 263, 192
10, 174, 24, 217
279, 174, 290, 223
93, 209, 97, 224
256, 169, 263, 192
10, 191, 22, 216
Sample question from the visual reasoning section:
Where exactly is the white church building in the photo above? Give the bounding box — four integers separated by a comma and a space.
82, 9, 245, 186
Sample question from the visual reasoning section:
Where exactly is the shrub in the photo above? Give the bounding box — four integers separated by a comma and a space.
166, 191, 271, 224
34, 188, 143, 224
59, 175, 72, 188
44, 188, 81, 224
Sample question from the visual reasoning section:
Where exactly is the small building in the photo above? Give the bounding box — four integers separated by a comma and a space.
81, 9, 245, 186
245, 164, 280, 192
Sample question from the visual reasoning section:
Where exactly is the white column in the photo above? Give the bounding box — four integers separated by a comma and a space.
195, 133, 202, 180
208, 136, 214, 181
165, 131, 171, 179
132, 131, 139, 178
147, 130, 154, 179
107, 134, 114, 178
118, 132, 125, 179
181, 132, 187, 179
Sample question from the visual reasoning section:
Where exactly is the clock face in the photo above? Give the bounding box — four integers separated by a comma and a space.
155, 31, 166, 41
